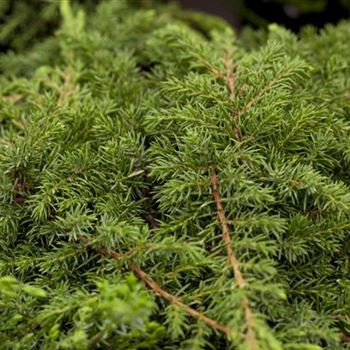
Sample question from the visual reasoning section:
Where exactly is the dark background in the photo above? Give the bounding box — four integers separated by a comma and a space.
179, 0, 350, 31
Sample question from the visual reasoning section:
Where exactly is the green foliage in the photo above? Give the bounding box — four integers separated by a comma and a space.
0, 1, 350, 349
0, 0, 99, 52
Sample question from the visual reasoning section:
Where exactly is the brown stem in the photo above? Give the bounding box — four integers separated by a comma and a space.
208, 58, 241, 142
224, 50, 242, 142
228, 75, 235, 97
58, 71, 75, 106
209, 166, 245, 288
242, 297, 257, 350
333, 314, 350, 319
130, 262, 232, 335
209, 66, 224, 79
88, 330, 104, 349
227, 72, 242, 142
144, 213, 159, 230
118, 243, 158, 259
142, 169, 160, 230
78, 236, 232, 336
209, 166, 257, 349
341, 333, 350, 343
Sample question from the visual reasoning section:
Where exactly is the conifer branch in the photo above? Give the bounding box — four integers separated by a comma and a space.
118, 243, 158, 259
236, 65, 296, 120
130, 262, 233, 335
142, 170, 160, 230
88, 330, 105, 349
144, 213, 159, 229
341, 334, 350, 344
2, 2, 349, 347
209, 66, 224, 79
78, 236, 233, 336
224, 50, 236, 98
57, 70, 75, 106
213, 49, 242, 142
333, 314, 350, 319
209, 166, 245, 288
226, 74, 242, 142
209, 166, 257, 349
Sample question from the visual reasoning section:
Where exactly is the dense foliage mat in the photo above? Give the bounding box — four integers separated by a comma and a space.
0, 1, 349, 349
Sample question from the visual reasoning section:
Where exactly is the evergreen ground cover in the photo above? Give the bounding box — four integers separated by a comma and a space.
0, 1, 350, 349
